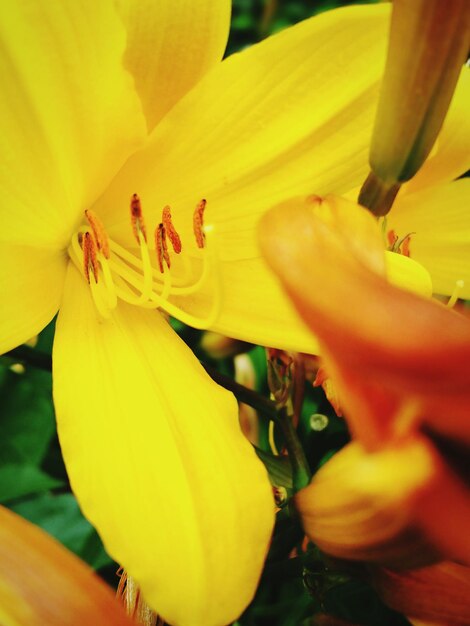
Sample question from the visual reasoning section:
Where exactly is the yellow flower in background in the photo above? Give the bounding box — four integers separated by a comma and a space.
382, 131, 470, 300
347, 68, 470, 300
4, 0, 467, 623
374, 68, 470, 300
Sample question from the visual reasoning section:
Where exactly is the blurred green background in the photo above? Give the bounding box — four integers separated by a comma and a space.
0, 2, 411, 625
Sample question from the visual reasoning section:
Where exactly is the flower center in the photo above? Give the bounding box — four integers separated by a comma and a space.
386, 228, 413, 257
381, 220, 465, 306
68, 196, 221, 328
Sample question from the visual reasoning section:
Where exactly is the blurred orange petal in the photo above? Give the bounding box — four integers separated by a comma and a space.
259, 197, 470, 447
295, 439, 442, 568
372, 561, 470, 626
0, 505, 134, 626
297, 435, 470, 566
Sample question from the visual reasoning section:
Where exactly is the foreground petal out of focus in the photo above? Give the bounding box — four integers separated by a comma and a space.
372, 561, 470, 626
259, 197, 470, 566
0, 505, 134, 626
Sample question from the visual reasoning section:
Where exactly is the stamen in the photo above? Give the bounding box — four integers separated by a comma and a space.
99, 256, 118, 309
89, 273, 113, 319
401, 235, 411, 257
85, 209, 110, 258
137, 229, 153, 303
387, 228, 414, 256
110, 238, 191, 289
110, 227, 222, 329
162, 205, 182, 254
193, 199, 207, 249
447, 279, 465, 308
69, 196, 221, 329
155, 223, 171, 273
82, 232, 99, 284
395, 231, 414, 256
130, 193, 147, 243
387, 229, 398, 248
109, 258, 169, 309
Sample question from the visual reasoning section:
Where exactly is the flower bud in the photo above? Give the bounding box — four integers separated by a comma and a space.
359, 0, 470, 215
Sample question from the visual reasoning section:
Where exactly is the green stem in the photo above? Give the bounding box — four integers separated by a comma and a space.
202, 363, 278, 421
193, 365, 312, 490
3, 346, 52, 371
276, 406, 311, 491
4, 347, 311, 490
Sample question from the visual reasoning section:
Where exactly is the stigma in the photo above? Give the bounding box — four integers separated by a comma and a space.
68, 196, 220, 328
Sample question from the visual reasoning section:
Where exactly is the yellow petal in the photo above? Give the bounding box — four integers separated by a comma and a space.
0, 244, 66, 354
403, 66, 470, 195
0, 0, 146, 249
116, 0, 231, 131
0, 505, 134, 626
169, 193, 383, 354
96, 3, 391, 260
295, 440, 441, 568
388, 179, 470, 297
53, 264, 274, 626
384, 251, 433, 297
172, 255, 320, 353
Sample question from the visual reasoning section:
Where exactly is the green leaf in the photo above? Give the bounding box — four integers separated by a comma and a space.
256, 448, 293, 490
35, 317, 56, 354
0, 365, 55, 465
0, 464, 63, 503
9, 492, 112, 570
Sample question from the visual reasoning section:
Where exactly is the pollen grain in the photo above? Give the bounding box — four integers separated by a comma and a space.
193, 199, 207, 249
82, 231, 99, 284
162, 205, 182, 254
130, 193, 147, 243
85, 209, 110, 258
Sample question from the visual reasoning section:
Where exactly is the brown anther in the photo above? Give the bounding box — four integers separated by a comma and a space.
193, 199, 207, 249
130, 193, 147, 243
85, 209, 110, 259
401, 235, 411, 257
155, 223, 171, 273
387, 229, 398, 248
391, 231, 414, 256
162, 205, 182, 254
82, 231, 99, 284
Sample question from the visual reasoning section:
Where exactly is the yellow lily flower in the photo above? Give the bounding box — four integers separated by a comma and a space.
2, 1, 450, 623
344, 66, 470, 300
375, 66, 469, 298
